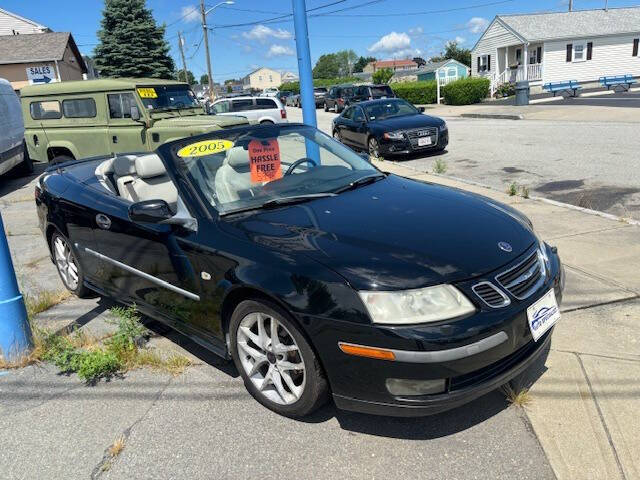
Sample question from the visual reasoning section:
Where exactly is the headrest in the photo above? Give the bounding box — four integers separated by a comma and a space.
226, 147, 249, 168
113, 155, 137, 176
135, 154, 167, 179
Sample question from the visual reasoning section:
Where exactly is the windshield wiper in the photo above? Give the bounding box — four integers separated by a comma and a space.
220, 193, 337, 217
332, 173, 386, 194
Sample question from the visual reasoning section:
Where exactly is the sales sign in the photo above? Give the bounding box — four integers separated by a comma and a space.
26, 65, 58, 85
248, 139, 282, 183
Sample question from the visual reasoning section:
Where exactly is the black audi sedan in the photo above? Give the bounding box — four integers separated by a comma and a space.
36, 123, 563, 418
332, 98, 448, 158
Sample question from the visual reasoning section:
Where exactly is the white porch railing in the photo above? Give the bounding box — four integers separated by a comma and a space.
437, 75, 458, 87
491, 64, 543, 96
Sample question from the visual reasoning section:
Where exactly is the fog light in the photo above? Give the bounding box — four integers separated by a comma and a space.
385, 378, 446, 396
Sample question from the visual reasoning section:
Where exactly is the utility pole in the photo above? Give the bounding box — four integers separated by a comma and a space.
177, 31, 189, 85
200, 0, 214, 99
568, 0, 573, 11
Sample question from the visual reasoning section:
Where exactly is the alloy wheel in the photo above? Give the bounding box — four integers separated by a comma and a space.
53, 236, 79, 290
333, 130, 341, 141
334, 103, 339, 113
369, 138, 380, 157
236, 311, 306, 405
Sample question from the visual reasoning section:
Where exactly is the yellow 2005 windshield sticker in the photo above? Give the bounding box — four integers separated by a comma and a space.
137, 87, 158, 98
177, 139, 234, 158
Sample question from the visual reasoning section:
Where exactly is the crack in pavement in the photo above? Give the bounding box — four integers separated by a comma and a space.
90, 376, 173, 479
560, 295, 640, 314
563, 263, 639, 295
545, 224, 631, 241
551, 348, 640, 364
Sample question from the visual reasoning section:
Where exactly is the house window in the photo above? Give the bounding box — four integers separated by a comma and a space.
573, 43, 586, 62
515, 49, 522, 65
447, 67, 457, 77
259, 76, 263, 81
269, 75, 273, 81
478, 55, 490, 72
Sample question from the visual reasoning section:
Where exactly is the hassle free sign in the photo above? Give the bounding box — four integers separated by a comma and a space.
248, 139, 282, 183
26, 65, 58, 85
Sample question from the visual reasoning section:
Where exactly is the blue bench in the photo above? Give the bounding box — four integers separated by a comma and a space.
599, 75, 637, 92
542, 80, 582, 97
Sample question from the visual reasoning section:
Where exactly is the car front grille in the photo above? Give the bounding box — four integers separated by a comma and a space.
405, 127, 438, 149
496, 249, 545, 300
472, 282, 510, 308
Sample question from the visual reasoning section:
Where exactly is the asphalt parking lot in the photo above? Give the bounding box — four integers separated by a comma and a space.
288, 107, 640, 220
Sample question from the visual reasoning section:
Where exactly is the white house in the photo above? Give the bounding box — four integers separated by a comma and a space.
242, 67, 282, 91
0, 7, 50, 35
471, 7, 640, 92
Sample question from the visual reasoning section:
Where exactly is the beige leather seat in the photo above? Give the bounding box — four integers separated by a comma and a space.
214, 147, 255, 204
113, 153, 178, 209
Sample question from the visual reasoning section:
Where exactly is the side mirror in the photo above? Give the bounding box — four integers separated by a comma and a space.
419, 107, 426, 113
129, 199, 173, 224
130, 105, 141, 121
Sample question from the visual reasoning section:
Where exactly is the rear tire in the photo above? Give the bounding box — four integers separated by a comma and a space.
50, 232, 93, 298
15, 141, 34, 176
324, 103, 328, 112
260, 119, 275, 124
229, 299, 328, 418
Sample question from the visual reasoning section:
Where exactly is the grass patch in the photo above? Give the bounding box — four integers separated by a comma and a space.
108, 434, 126, 458
433, 158, 447, 174
520, 185, 530, 199
503, 384, 532, 408
24, 290, 71, 319
507, 181, 518, 196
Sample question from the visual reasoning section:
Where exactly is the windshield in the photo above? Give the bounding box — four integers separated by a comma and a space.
137, 85, 200, 111
371, 86, 393, 97
363, 99, 419, 121
314, 88, 327, 93
168, 124, 380, 215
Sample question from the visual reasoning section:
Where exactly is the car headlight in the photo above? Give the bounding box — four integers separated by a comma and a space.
383, 131, 404, 140
358, 284, 475, 325
439, 123, 448, 132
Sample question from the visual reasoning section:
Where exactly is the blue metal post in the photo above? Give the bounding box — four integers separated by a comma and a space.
292, 0, 320, 163
0, 211, 32, 362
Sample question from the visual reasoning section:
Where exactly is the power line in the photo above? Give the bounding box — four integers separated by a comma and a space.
308, 26, 469, 38
316, 0, 515, 17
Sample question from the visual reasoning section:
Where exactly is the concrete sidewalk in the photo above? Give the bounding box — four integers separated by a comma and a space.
375, 159, 640, 480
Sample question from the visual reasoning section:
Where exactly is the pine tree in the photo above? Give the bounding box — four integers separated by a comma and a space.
94, 0, 175, 79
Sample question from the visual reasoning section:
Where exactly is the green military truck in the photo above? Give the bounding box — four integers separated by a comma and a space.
20, 78, 248, 163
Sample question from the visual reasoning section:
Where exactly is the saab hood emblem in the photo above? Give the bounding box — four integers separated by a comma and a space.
498, 241, 513, 252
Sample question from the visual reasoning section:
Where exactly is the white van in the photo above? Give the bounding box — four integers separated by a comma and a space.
0, 78, 32, 176
210, 96, 288, 124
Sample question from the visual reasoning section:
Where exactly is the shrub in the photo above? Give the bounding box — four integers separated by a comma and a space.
496, 81, 515, 98
372, 68, 394, 85
442, 77, 490, 105
391, 81, 437, 104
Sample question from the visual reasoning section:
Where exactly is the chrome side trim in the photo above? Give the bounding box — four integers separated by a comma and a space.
84, 247, 200, 301
339, 331, 508, 364
472, 281, 511, 308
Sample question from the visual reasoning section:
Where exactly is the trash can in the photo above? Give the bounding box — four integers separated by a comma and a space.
515, 80, 530, 106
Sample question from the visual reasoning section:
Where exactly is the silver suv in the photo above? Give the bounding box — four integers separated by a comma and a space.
210, 96, 288, 124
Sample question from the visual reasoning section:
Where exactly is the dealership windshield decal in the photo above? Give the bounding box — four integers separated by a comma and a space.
177, 139, 234, 158
137, 88, 158, 98
248, 139, 282, 183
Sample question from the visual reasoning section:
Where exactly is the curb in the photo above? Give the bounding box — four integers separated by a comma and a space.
460, 113, 524, 120
390, 163, 640, 227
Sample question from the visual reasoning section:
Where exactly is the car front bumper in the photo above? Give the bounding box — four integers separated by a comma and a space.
299, 245, 564, 417
380, 129, 449, 156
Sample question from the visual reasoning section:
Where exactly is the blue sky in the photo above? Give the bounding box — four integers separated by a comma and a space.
3, 0, 639, 82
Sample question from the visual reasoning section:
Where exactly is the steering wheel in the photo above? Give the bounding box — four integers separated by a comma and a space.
285, 157, 317, 176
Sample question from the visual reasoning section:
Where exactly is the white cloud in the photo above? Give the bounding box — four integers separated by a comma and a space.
368, 32, 412, 54
266, 44, 295, 58
455, 36, 466, 44
242, 24, 293, 43
408, 27, 423, 37
180, 5, 200, 23
467, 17, 489, 34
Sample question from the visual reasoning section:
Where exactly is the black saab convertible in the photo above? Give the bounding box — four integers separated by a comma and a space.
332, 98, 448, 158
36, 123, 564, 418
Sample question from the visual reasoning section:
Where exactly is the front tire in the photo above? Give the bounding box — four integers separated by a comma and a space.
368, 137, 382, 159
15, 141, 34, 176
324, 103, 329, 112
51, 232, 93, 298
230, 299, 328, 418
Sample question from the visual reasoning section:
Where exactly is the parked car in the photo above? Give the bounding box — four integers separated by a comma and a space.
210, 96, 287, 124
286, 94, 300, 107
278, 90, 294, 105
261, 87, 279, 98
324, 85, 356, 113
332, 98, 448, 158
0, 78, 32, 176
352, 84, 395, 102
20, 79, 248, 165
313, 87, 328, 107
37, 122, 564, 418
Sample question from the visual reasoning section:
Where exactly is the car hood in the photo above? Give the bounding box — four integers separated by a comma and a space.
220, 175, 536, 291
369, 114, 444, 131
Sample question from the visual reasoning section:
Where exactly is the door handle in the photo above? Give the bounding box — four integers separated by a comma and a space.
96, 214, 112, 230
112, 136, 118, 144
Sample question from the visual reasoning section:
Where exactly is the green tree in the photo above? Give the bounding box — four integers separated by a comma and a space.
226, 85, 232, 93
354, 56, 376, 73
176, 70, 195, 84
312, 53, 340, 78
200, 74, 209, 85
430, 41, 472, 67
372, 68, 394, 84
94, 0, 175, 79
335, 49, 358, 76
